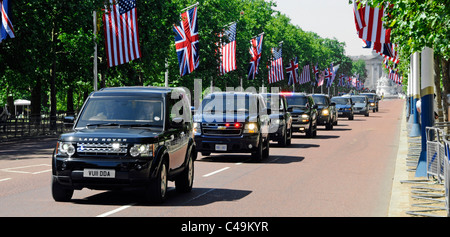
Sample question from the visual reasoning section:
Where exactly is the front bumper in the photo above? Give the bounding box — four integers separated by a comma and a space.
194, 133, 260, 153
337, 109, 352, 117
53, 156, 153, 190
353, 107, 368, 114
269, 123, 286, 141
317, 115, 330, 125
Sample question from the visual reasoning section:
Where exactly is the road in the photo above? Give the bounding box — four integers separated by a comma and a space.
0, 98, 403, 217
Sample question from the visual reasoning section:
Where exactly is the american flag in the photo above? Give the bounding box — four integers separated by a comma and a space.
174, 6, 199, 77
286, 57, 299, 85
1, 0, 15, 42
268, 45, 284, 84
298, 64, 311, 85
219, 22, 236, 75
247, 34, 263, 80
374, 42, 399, 64
354, 1, 391, 44
103, 0, 141, 67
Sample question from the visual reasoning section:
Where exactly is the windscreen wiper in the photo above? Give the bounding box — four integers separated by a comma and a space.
86, 123, 121, 128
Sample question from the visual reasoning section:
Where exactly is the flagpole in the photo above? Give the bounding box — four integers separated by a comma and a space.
180, 2, 199, 12
93, 11, 98, 91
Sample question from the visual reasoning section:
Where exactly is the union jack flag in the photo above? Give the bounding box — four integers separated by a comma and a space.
268, 45, 284, 84
219, 22, 236, 75
247, 34, 263, 80
312, 63, 319, 86
174, 6, 199, 77
1, 0, 15, 42
286, 57, 299, 86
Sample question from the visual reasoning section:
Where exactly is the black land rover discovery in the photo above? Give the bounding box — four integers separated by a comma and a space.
51, 87, 195, 203
193, 92, 270, 162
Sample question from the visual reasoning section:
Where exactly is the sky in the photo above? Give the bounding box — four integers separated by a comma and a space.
273, 0, 372, 57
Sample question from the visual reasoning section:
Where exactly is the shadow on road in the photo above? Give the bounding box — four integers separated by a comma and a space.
70, 187, 252, 207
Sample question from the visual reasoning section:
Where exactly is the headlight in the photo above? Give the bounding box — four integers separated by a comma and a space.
301, 114, 309, 122
321, 109, 329, 116
370, 103, 375, 106
271, 118, 282, 125
193, 122, 201, 134
244, 122, 259, 133
57, 142, 75, 156
130, 144, 154, 157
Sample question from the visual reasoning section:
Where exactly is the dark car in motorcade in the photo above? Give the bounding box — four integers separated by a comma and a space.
284, 93, 318, 138
193, 92, 270, 162
262, 93, 292, 146
52, 87, 195, 203
360, 93, 379, 112
331, 96, 354, 120
311, 94, 338, 130
350, 95, 370, 117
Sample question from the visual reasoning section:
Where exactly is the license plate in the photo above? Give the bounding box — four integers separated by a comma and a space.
338, 112, 343, 115
83, 169, 115, 178
215, 144, 227, 151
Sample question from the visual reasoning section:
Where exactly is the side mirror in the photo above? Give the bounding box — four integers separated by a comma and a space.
171, 117, 184, 128
313, 104, 318, 109
64, 116, 75, 124
287, 107, 293, 112
265, 108, 272, 115
330, 102, 336, 106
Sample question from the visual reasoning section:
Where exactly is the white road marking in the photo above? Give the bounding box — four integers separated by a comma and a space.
0, 178, 12, 182
0, 164, 51, 174
202, 167, 230, 177
96, 203, 136, 217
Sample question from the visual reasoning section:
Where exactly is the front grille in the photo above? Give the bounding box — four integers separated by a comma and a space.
202, 123, 243, 136
76, 142, 128, 156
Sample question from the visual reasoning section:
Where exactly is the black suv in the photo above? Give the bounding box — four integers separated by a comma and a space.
262, 93, 292, 146
52, 87, 195, 203
311, 94, 337, 130
284, 93, 318, 138
193, 92, 270, 162
360, 93, 379, 112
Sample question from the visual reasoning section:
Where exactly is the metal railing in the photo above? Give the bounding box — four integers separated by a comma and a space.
424, 122, 450, 217
0, 113, 73, 142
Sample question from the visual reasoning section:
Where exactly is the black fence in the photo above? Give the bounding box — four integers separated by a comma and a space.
0, 113, 74, 142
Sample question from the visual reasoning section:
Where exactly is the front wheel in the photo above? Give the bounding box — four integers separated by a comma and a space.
146, 161, 168, 203
52, 176, 74, 202
175, 153, 194, 193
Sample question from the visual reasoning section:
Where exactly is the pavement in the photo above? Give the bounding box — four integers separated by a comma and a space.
388, 101, 447, 217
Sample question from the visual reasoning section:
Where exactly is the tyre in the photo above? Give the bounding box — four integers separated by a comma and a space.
146, 160, 168, 203
286, 128, 292, 146
252, 135, 264, 162
278, 128, 287, 146
52, 176, 74, 202
175, 152, 194, 193
262, 138, 270, 159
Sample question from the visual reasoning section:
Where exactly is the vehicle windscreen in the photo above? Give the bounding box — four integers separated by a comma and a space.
351, 97, 366, 103
331, 97, 351, 105
76, 96, 164, 129
263, 95, 283, 110
286, 96, 308, 108
312, 96, 327, 105
362, 94, 376, 100
201, 94, 258, 114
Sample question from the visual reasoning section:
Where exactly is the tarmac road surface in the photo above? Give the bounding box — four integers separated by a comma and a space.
0, 99, 404, 217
